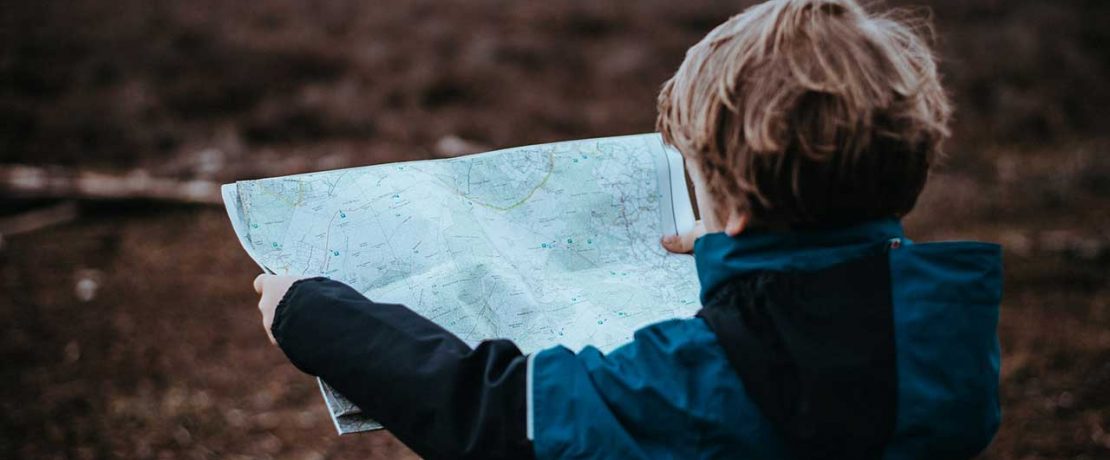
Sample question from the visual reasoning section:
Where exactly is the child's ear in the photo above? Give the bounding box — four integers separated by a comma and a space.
724, 212, 749, 237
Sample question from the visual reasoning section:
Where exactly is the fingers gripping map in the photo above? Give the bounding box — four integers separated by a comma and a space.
223, 133, 700, 433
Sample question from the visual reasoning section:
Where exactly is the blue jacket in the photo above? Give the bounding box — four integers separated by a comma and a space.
530, 218, 1002, 459
272, 218, 1002, 459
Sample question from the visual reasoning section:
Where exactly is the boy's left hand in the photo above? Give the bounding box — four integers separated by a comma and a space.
661, 220, 706, 254
253, 274, 301, 344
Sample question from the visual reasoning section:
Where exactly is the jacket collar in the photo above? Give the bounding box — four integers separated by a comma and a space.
693, 218, 905, 303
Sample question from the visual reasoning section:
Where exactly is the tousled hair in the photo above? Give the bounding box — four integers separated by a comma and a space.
657, 0, 951, 227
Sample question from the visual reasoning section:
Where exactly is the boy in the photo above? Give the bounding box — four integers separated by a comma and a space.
253, 0, 1002, 458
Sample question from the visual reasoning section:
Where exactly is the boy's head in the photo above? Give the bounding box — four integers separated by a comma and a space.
658, 0, 951, 229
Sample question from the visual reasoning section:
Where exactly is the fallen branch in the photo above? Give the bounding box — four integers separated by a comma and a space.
0, 164, 222, 205
0, 201, 80, 237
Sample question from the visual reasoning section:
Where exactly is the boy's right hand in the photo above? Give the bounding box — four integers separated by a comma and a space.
660, 220, 706, 254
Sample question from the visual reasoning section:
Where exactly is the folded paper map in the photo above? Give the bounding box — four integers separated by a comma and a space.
222, 133, 701, 434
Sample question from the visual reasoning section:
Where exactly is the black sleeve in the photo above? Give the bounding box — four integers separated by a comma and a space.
270, 277, 534, 460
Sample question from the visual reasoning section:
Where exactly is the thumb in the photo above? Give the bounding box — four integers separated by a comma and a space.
661, 220, 706, 254
253, 274, 267, 294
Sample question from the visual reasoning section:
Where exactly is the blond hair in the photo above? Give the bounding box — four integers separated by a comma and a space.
657, 0, 951, 227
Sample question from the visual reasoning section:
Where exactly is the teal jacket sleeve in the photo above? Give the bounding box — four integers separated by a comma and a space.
528, 318, 788, 460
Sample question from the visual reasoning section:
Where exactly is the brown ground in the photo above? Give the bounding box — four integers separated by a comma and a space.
2, 1, 1108, 458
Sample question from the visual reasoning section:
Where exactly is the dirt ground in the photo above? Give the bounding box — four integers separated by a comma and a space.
2, 1, 1108, 458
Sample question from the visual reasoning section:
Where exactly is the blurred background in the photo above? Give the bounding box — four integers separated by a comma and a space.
1, 0, 1107, 458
